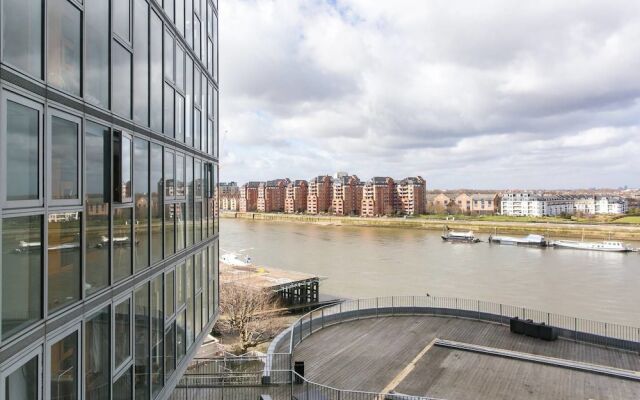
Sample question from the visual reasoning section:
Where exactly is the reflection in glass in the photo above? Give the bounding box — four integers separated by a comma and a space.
113, 42, 132, 119
150, 12, 163, 132
164, 204, 175, 256
113, 208, 133, 282
195, 293, 202, 337
85, 307, 110, 400
195, 252, 202, 291
208, 118, 214, 156
195, 160, 203, 197
164, 84, 174, 137
195, 202, 203, 243
165, 270, 175, 317
176, 262, 185, 307
6, 100, 39, 201
150, 144, 163, 264
164, 323, 176, 380
114, 0, 131, 41
85, 0, 109, 107
113, 367, 132, 400
164, 31, 174, 81
194, 17, 201, 60
5, 355, 38, 399
176, 311, 186, 363
164, 0, 174, 22
48, 212, 81, 312
165, 152, 175, 198
2, 0, 42, 78
85, 123, 110, 294
176, 93, 185, 142
186, 258, 193, 346
194, 109, 201, 151
47, 0, 81, 95
134, 284, 150, 400
50, 331, 78, 400
176, 46, 185, 91
1, 216, 41, 339
186, 156, 194, 247
115, 300, 131, 368
175, 155, 185, 197
134, 139, 149, 271
176, 203, 186, 252
185, 0, 192, 47
133, 0, 149, 125
51, 116, 78, 200
151, 275, 164, 397
176, 0, 184, 35
185, 57, 193, 146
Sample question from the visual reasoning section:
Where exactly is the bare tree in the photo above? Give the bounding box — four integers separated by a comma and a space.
217, 283, 281, 354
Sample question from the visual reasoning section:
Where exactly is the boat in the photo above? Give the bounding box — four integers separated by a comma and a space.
551, 240, 632, 253
441, 231, 481, 243
220, 252, 253, 267
488, 234, 547, 247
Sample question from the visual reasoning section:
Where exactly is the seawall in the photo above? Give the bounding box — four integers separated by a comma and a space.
221, 211, 640, 241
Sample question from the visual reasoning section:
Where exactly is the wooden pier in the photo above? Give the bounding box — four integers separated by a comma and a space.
220, 262, 321, 306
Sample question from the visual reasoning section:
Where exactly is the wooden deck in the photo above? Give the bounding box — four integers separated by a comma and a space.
290, 316, 640, 400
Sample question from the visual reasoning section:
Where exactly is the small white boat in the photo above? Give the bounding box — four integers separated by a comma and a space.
489, 234, 547, 247
552, 240, 632, 253
220, 253, 252, 267
441, 231, 480, 243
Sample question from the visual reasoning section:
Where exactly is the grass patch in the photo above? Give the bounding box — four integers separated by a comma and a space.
613, 216, 640, 224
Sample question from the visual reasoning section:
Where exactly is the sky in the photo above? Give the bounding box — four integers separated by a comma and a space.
218, 0, 640, 189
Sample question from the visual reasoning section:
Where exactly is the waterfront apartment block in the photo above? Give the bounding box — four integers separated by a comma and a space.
257, 179, 289, 213
361, 177, 396, 217
219, 182, 240, 195
501, 193, 575, 216
331, 175, 362, 216
284, 180, 309, 213
395, 177, 427, 215
574, 196, 629, 215
239, 182, 260, 212
307, 176, 333, 214
0, 0, 220, 399
220, 194, 240, 211
470, 193, 500, 214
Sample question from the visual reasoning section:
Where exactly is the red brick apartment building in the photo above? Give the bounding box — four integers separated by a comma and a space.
395, 176, 427, 215
285, 180, 309, 213
307, 175, 333, 214
239, 181, 261, 212
331, 175, 362, 216
257, 179, 289, 212
361, 177, 396, 217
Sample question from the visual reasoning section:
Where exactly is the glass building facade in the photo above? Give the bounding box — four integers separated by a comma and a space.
0, 0, 219, 399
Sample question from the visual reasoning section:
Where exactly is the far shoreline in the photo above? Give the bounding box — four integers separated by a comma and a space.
221, 211, 640, 241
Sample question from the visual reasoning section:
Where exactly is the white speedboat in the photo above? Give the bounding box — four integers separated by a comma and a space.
220, 253, 252, 267
552, 240, 632, 253
489, 234, 547, 247
441, 231, 480, 243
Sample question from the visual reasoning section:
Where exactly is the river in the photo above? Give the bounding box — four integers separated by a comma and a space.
221, 218, 640, 326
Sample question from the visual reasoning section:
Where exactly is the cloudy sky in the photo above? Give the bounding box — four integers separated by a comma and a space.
219, 0, 640, 189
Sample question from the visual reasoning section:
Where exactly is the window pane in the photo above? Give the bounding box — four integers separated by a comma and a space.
6, 100, 39, 201
150, 144, 163, 264
176, 155, 185, 197
164, 204, 175, 256
85, 123, 110, 295
1, 215, 41, 339
185, 0, 192, 48
194, 109, 201, 150
195, 293, 201, 337
115, 134, 133, 203
165, 271, 175, 316
47, 0, 81, 95
113, 207, 133, 282
48, 212, 81, 312
51, 116, 78, 200
195, 252, 202, 291
2, 0, 42, 78
115, 300, 131, 368
176, 310, 186, 362
5, 356, 38, 400
113, 367, 132, 400
176, 203, 186, 252
133, 0, 149, 125
150, 12, 163, 132
176, 0, 184, 36
114, 0, 131, 41
151, 275, 164, 396
164, 323, 175, 380
176, 93, 185, 142
50, 331, 78, 400
85, 306, 110, 400
134, 139, 149, 271
186, 156, 193, 246
164, 84, 174, 137
85, 0, 109, 107
164, 0, 174, 22
194, 68, 201, 106
207, 118, 213, 155
176, 262, 185, 307
113, 42, 132, 119
134, 284, 150, 400
194, 17, 201, 60
164, 31, 174, 82
185, 57, 193, 146
185, 258, 193, 347
195, 202, 202, 243
176, 46, 185, 92
208, 39, 213, 76
164, 152, 175, 198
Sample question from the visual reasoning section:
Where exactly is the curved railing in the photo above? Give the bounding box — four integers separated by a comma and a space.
262, 295, 640, 398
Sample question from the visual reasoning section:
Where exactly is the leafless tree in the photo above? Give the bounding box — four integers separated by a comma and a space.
217, 283, 281, 353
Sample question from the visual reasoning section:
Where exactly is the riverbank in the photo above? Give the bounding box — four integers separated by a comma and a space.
221, 211, 640, 241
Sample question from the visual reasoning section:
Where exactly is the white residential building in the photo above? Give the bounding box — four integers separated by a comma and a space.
575, 196, 628, 215
501, 193, 575, 217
